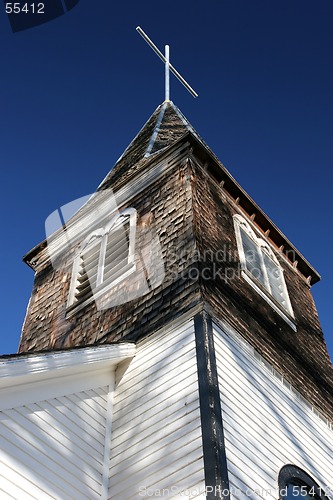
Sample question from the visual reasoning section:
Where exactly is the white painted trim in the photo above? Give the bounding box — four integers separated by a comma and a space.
66, 263, 136, 318
81, 228, 105, 252
233, 214, 295, 325
127, 209, 137, 266
104, 208, 137, 268
241, 271, 296, 331
67, 208, 138, 310
67, 250, 82, 307
234, 214, 278, 263
0, 344, 136, 384
144, 103, 167, 157
45, 189, 120, 267
104, 207, 136, 234
0, 344, 135, 412
98, 231, 108, 287
0, 369, 110, 411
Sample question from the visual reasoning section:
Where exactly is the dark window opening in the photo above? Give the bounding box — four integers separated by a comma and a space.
279, 465, 329, 500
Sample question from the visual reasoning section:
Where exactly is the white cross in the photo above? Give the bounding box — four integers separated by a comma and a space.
136, 27, 198, 101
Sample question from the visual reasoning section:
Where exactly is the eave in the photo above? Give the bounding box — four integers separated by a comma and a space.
0, 342, 136, 382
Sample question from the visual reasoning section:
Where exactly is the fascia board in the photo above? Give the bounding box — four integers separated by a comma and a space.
0, 343, 136, 389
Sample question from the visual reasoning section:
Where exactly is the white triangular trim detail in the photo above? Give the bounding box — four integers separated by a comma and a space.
144, 102, 167, 157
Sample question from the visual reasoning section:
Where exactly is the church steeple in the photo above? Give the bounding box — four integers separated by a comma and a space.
20, 101, 333, 430
16, 97, 333, 498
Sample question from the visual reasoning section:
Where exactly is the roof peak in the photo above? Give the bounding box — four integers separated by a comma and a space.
98, 101, 198, 191
143, 101, 198, 158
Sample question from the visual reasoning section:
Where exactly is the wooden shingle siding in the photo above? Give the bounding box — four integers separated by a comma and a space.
213, 323, 333, 499
109, 319, 205, 499
19, 148, 199, 354
0, 387, 109, 499
191, 159, 333, 423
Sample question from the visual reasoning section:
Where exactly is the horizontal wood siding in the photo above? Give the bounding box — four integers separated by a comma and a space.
109, 319, 205, 499
213, 324, 333, 499
0, 386, 109, 499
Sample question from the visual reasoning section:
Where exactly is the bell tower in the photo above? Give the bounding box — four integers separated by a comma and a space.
19, 100, 333, 499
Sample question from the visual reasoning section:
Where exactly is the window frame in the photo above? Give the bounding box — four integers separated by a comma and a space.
278, 464, 330, 500
67, 208, 137, 312
233, 214, 295, 329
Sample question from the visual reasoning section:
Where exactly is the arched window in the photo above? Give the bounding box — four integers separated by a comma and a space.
234, 215, 294, 321
67, 208, 137, 310
279, 465, 329, 500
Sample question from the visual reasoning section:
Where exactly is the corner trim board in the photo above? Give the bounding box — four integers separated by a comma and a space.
194, 312, 230, 499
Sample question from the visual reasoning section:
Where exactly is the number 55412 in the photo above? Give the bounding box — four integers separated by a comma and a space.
5, 3, 45, 14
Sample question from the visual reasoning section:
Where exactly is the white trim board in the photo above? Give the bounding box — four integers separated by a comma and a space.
0, 344, 136, 410
0, 344, 136, 382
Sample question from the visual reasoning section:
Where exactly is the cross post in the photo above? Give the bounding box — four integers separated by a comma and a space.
136, 27, 198, 100
165, 45, 170, 101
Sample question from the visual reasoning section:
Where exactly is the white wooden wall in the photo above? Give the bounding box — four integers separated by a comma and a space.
109, 319, 205, 499
0, 384, 109, 499
213, 323, 333, 500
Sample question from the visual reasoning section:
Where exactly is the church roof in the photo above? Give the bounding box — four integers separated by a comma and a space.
97, 100, 202, 191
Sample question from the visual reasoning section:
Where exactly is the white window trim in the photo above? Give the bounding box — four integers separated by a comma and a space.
233, 214, 296, 330
67, 208, 137, 312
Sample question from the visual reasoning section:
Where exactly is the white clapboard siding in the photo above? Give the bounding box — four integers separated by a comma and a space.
213, 323, 333, 499
0, 386, 109, 499
109, 319, 205, 499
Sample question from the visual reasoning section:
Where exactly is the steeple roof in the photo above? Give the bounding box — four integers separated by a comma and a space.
98, 101, 200, 191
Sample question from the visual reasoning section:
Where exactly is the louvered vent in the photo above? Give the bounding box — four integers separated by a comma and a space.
68, 209, 136, 310
74, 238, 101, 305
103, 216, 131, 284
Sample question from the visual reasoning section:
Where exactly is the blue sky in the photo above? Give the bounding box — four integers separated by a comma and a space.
0, 0, 332, 360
